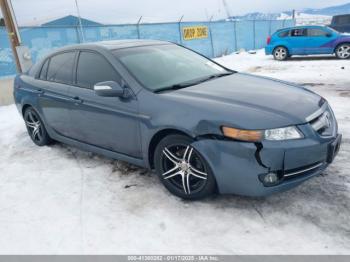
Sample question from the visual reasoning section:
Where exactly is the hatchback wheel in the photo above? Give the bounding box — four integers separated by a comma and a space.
335, 43, 350, 59
273, 46, 288, 61
24, 107, 52, 146
154, 135, 216, 200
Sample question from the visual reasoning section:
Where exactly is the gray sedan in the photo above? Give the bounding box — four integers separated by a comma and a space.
14, 40, 341, 200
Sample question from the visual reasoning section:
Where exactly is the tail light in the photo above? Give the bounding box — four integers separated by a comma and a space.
267, 36, 271, 45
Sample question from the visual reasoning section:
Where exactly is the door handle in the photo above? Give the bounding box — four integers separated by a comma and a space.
36, 88, 44, 95
72, 96, 83, 104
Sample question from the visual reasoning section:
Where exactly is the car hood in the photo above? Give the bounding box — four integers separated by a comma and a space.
160, 73, 323, 130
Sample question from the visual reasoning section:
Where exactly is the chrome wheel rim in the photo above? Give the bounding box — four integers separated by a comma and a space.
25, 110, 43, 143
274, 47, 287, 60
337, 44, 350, 59
161, 145, 208, 195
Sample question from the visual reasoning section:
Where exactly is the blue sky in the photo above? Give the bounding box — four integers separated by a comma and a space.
6, 0, 350, 25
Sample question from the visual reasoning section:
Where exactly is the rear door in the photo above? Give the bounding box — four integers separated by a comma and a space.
68, 50, 141, 158
286, 28, 308, 55
37, 51, 76, 137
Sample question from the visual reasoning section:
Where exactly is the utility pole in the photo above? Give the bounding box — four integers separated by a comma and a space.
74, 0, 85, 42
222, 0, 232, 20
0, 0, 22, 72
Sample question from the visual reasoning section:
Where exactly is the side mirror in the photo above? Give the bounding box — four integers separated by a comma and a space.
326, 33, 333, 37
94, 81, 125, 97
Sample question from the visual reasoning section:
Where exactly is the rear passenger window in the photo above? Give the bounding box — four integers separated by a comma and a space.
47, 52, 76, 84
307, 29, 328, 37
39, 59, 49, 80
76, 51, 121, 89
291, 29, 306, 37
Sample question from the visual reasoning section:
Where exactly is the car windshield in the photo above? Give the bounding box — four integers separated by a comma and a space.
113, 44, 233, 92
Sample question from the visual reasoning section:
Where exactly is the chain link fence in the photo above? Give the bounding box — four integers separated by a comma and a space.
0, 18, 295, 78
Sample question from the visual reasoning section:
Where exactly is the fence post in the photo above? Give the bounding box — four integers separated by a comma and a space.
253, 19, 256, 50
208, 15, 215, 58
233, 19, 238, 52
136, 16, 142, 39
282, 19, 286, 28
74, 0, 85, 42
178, 15, 184, 45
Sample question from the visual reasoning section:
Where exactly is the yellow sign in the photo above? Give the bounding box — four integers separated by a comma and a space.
182, 26, 208, 40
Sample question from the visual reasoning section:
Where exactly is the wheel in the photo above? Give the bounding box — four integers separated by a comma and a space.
273, 46, 288, 61
24, 107, 52, 146
154, 134, 216, 200
335, 43, 350, 59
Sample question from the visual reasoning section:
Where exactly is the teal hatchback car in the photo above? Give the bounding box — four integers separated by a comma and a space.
266, 25, 350, 60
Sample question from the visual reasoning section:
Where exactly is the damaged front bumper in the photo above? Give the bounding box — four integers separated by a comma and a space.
192, 125, 342, 197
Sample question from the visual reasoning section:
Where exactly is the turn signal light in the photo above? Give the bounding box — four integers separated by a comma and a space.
222, 126, 262, 142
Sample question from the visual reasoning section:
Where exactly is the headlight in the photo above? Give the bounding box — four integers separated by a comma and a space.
222, 126, 303, 142
264, 126, 303, 141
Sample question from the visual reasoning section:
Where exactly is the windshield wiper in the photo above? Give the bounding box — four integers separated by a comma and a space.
203, 72, 233, 81
154, 83, 196, 93
154, 72, 234, 93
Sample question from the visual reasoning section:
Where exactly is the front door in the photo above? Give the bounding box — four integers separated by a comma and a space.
304, 28, 337, 54
68, 51, 141, 158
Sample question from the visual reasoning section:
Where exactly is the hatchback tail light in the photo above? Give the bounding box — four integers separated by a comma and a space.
267, 36, 271, 45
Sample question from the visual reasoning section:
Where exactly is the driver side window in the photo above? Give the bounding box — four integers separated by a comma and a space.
307, 28, 329, 37
76, 51, 121, 89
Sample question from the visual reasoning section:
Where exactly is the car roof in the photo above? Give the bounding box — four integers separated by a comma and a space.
333, 14, 350, 18
54, 39, 171, 53
28, 39, 173, 79
276, 25, 329, 32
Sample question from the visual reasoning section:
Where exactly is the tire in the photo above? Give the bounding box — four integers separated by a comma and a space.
154, 134, 216, 200
23, 107, 52, 146
335, 43, 350, 59
273, 46, 289, 61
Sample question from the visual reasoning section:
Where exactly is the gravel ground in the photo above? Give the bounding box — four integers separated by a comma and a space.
0, 51, 349, 254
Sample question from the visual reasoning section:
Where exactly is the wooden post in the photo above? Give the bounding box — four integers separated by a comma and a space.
0, 0, 22, 72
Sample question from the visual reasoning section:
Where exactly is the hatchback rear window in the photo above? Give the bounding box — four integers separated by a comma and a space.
278, 31, 289, 37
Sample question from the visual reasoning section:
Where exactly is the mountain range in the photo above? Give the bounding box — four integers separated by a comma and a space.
235, 2, 350, 20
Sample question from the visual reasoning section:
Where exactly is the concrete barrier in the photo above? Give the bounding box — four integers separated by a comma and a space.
0, 78, 14, 106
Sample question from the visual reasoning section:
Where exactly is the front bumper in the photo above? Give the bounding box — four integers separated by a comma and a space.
192, 130, 341, 197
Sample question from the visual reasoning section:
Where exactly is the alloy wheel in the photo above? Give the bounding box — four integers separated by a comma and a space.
24, 109, 44, 143
274, 47, 287, 61
161, 144, 208, 195
336, 44, 350, 59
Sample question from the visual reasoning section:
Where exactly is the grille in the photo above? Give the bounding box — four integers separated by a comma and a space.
308, 106, 336, 137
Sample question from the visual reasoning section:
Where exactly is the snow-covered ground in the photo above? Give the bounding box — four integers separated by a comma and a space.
0, 51, 349, 254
